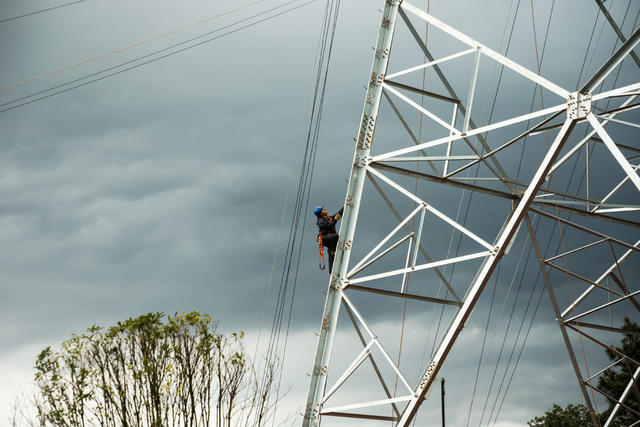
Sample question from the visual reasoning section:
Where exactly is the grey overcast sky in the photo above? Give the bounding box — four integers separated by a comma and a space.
1, 0, 639, 425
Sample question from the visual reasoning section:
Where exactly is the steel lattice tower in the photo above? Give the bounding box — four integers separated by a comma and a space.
303, 1, 640, 425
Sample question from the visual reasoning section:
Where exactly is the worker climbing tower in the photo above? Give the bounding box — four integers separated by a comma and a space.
303, 1, 640, 426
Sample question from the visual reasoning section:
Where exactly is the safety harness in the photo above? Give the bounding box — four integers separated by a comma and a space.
316, 215, 335, 270
317, 235, 325, 270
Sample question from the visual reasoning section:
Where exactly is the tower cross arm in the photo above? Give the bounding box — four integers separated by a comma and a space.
400, 1, 570, 98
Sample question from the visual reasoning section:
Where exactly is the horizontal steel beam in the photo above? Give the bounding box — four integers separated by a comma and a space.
565, 320, 640, 337
386, 47, 476, 79
321, 396, 413, 415
565, 289, 640, 323
530, 207, 640, 246
346, 284, 463, 306
373, 163, 640, 228
385, 79, 460, 103
321, 412, 397, 422
348, 251, 490, 285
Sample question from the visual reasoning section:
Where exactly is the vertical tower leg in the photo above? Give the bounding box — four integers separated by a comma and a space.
396, 119, 577, 426
524, 215, 601, 427
302, 1, 401, 425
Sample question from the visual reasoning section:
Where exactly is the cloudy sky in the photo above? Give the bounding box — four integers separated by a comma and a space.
1, 0, 639, 425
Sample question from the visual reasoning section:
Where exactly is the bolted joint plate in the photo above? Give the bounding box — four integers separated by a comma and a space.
377, 47, 390, 60
304, 403, 320, 421
357, 114, 376, 149
313, 364, 328, 376
369, 72, 385, 87
418, 361, 437, 391
354, 155, 372, 168
321, 316, 329, 330
567, 92, 591, 120
366, 93, 375, 105
330, 274, 348, 290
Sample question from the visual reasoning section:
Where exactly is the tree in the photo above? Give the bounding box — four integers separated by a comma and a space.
528, 318, 640, 426
597, 316, 640, 426
11, 312, 282, 427
527, 403, 592, 427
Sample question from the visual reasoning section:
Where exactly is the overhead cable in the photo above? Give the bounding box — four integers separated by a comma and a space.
0, 0, 318, 114
0, 0, 87, 24
256, 1, 341, 425
0, 0, 266, 91
479, 4, 557, 423
466, 0, 564, 423
576, 4, 603, 90
428, 5, 524, 401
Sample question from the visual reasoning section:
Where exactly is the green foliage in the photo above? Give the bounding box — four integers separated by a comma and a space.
527, 403, 592, 427
529, 318, 639, 426
597, 317, 640, 426
25, 312, 279, 427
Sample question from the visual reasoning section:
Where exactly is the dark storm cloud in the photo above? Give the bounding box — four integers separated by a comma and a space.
1, 0, 330, 343
1, 0, 638, 424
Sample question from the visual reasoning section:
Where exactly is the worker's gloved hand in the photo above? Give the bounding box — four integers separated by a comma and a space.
338, 207, 344, 216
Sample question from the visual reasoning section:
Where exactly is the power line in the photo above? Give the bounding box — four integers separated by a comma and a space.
451, 1, 523, 422
0, 0, 318, 114
473, 2, 557, 424
252, 0, 328, 374
463, 0, 565, 422
0, 0, 87, 24
428, 0, 524, 368
0, 0, 305, 110
256, 1, 341, 424
466, 264, 501, 427
576, 4, 602, 90
1, 0, 266, 91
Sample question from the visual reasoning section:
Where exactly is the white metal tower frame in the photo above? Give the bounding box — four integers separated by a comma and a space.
303, 1, 640, 425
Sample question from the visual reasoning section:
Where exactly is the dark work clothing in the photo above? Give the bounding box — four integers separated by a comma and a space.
317, 207, 344, 273
317, 207, 343, 235
321, 233, 339, 273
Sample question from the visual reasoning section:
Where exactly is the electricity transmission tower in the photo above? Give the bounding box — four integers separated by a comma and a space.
303, 1, 640, 425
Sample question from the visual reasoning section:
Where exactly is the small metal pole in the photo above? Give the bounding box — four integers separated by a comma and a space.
441, 377, 445, 427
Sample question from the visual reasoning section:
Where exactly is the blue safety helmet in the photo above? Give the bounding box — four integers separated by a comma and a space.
313, 205, 324, 217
